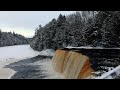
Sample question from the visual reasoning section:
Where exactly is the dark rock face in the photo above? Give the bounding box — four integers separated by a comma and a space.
81, 49, 120, 74
61, 48, 120, 76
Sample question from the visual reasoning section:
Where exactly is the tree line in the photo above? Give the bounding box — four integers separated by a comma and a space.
30, 11, 120, 51
0, 30, 30, 47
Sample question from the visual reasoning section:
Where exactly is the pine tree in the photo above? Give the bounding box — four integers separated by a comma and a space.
0, 29, 2, 38
101, 11, 120, 47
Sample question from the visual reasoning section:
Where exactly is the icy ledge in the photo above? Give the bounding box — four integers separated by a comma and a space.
67, 46, 120, 49
39, 49, 55, 56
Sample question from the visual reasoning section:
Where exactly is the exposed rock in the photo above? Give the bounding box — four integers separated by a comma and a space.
78, 59, 94, 79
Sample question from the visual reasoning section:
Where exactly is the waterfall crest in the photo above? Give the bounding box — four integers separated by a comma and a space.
52, 49, 95, 79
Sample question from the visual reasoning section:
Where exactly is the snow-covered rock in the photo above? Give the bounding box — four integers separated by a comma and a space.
95, 65, 120, 79
39, 49, 55, 56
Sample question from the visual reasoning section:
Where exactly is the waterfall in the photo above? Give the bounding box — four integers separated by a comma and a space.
52, 49, 95, 79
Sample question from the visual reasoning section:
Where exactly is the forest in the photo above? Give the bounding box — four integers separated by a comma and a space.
30, 11, 120, 51
0, 30, 30, 47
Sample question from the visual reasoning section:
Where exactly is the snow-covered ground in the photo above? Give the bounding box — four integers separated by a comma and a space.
0, 44, 55, 79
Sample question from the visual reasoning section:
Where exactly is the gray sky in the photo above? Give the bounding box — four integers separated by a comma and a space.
0, 11, 75, 37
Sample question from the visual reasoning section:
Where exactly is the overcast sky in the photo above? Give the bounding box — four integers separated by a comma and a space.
0, 11, 75, 37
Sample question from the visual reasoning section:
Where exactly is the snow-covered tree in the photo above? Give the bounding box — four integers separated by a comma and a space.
0, 30, 30, 47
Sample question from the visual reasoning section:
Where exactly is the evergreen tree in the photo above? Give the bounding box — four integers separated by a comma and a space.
30, 11, 120, 51
0, 29, 2, 38
0, 30, 29, 47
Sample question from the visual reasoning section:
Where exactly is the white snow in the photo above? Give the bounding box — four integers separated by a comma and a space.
66, 46, 104, 49
0, 44, 40, 62
66, 46, 120, 49
91, 71, 101, 75
95, 65, 120, 79
39, 49, 55, 56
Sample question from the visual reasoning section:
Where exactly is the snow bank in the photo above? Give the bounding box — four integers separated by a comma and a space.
67, 46, 120, 49
39, 49, 55, 56
95, 66, 120, 79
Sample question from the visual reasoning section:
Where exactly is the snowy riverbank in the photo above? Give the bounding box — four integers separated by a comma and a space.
0, 45, 60, 79
0, 45, 40, 79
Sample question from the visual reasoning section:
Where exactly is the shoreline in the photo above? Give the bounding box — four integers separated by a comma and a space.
0, 68, 16, 79
0, 57, 40, 79
0, 58, 22, 79
4, 57, 64, 79
0, 45, 61, 79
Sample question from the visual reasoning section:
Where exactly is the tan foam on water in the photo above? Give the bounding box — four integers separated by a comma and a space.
0, 68, 16, 79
